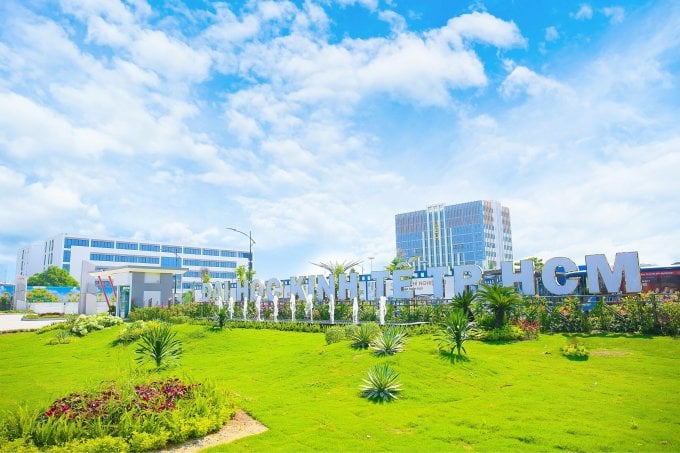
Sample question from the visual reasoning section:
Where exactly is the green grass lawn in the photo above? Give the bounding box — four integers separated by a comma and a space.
0, 325, 678, 452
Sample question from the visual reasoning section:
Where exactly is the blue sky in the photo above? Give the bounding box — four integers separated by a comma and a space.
0, 0, 678, 281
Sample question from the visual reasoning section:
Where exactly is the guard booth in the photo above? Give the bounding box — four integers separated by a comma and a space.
88, 266, 185, 318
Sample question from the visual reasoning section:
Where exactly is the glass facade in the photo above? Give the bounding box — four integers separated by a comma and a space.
395, 200, 513, 270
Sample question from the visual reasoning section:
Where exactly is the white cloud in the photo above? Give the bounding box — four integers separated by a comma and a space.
603, 6, 625, 24
378, 10, 407, 34
333, 0, 379, 11
545, 26, 559, 41
572, 4, 593, 20
499, 66, 565, 98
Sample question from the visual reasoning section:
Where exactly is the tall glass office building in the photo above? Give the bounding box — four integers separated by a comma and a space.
395, 200, 513, 270
16, 233, 250, 292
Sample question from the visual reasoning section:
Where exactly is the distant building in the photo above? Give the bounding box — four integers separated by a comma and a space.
395, 201, 513, 270
16, 233, 250, 292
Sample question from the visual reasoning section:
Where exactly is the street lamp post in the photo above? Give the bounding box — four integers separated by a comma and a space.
173, 251, 179, 307
226, 227, 255, 303
368, 256, 374, 273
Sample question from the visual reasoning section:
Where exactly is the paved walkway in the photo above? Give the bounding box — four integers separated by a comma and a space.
0, 314, 65, 332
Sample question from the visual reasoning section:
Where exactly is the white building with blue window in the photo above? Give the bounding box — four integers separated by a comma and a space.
16, 233, 250, 294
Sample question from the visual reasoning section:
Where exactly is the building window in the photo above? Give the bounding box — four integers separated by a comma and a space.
116, 242, 139, 250
140, 243, 160, 252
183, 247, 201, 255
92, 240, 114, 248
203, 249, 219, 256
161, 257, 182, 268
220, 250, 237, 257
162, 245, 182, 253
62, 264, 70, 272
64, 238, 89, 248
63, 250, 71, 262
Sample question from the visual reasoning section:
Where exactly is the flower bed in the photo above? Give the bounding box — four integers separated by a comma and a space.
0, 377, 235, 452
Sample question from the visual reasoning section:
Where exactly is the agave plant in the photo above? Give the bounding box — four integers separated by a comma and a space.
351, 323, 379, 349
135, 324, 183, 369
436, 309, 476, 357
361, 363, 402, 402
370, 327, 406, 356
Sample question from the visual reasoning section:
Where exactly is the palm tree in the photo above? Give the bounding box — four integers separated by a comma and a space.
476, 283, 522, 328
450, 289, 476, 320
311, 259, 362, 300
385, 255, 411, 273
235, 265, 256, 286
311, 259, 362, 277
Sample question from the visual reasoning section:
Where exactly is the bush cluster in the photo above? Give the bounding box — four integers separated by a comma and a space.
116, 321, 161, 344
70, 314, 123, 337
0, 377, 234, 452
561, 342, 589, 360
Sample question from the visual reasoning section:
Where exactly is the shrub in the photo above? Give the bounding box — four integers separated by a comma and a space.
215, 308, 228, 330
659, 301, 680, 336
361, 363, 402, 402
35, 322, 70, 335
47, 330, 73, 345
127, 307, 171, 322
475, 324, 524, 342
135, 324, 183, 370
51, 435, 130, 453
351, 323, 380, 349
514, 319, 540, 340
70, 314, 122, 337
116, 321, 161, 344
370, 327, 406, 356
561, 341, 589, 360
325, 326, 347, 344
436, 309, 475, 356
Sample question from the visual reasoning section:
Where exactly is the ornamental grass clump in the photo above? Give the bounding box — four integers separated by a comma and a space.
370, 327, 406, 356
351, 323, 379, 349
360, 363, 402, 402
135, 324, 183, 370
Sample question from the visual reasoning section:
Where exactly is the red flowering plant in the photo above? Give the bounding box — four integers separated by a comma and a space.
42, 384, 119, 421
513, 319, 540, 340
42, 378, 199, 421
132, 379, 199, 414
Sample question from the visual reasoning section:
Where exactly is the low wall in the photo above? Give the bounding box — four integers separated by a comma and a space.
27, 302, 79, 314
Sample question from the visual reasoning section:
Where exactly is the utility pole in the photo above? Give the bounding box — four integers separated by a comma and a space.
226, 227, 256, 303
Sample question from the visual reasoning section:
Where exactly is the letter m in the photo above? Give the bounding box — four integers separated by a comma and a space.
585, 252, 641, 294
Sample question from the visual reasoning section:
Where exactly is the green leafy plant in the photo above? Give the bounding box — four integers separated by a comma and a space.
436, 309, 475, 356
475, 324, 524, 342
135, 324, 183, 370
215, 308, 228, 330
360, 363, 402, 402
561, 341, 589, 360
116, 321, 160, 344
70, 314, 123, 337
370, 327, 406, 356
351, 323, 380, 349
47, 330, 73, 345
325, 326, 347, 344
